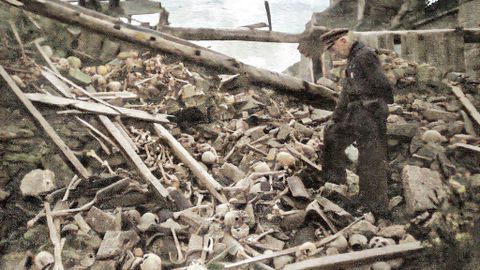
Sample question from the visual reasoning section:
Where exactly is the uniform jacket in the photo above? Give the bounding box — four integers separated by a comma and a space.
332, 41, 394, 121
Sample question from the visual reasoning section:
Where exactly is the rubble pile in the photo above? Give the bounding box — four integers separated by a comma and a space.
1, 15, 480, 270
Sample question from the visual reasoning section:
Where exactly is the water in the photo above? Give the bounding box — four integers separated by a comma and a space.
134, 0, 329, 72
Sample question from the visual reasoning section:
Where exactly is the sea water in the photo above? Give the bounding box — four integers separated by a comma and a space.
133, 0, 329, 72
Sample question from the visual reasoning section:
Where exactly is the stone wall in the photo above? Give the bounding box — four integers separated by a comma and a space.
459, 0, 480, 78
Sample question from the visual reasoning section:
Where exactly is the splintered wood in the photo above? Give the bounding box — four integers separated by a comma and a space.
99, 115, 170, 198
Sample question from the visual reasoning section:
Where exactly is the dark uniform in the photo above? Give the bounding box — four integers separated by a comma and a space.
321, 36, 394, 215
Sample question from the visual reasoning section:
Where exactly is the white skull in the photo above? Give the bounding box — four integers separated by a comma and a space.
140, 253, 162, 270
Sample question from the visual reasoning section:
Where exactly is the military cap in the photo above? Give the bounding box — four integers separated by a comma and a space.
320, 28, 349, 50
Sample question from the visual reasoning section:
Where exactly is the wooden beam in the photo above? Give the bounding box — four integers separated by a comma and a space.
156, 26, 302, 43
449, 82, 480, 127
2, 0, 336, 100
25, 93, 170, 123
41, 69, 74, 98
99, 115, 169, 198
224, 216, 365, 269
153, 123, 228, 204
34, 39, 60, 74
283, 242, 423, 270
0, 65, 91, 179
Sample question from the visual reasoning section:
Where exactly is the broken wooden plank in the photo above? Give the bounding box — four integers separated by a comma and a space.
87, 91, 138, 100
75, 116, 117, 149
98, 115, 169, 198
0, 65, 91, 179
34, 39, 60, 74
286, 145, 322, 172
4, 0, 337, 100
283, 242, 423, 270
450, 143, 480, 153
449, 82, 480, 127
153, 123, 228, 204
8, 20, 26, 58
25, 93, 170, 123
42, 69, 74, 98
224, 216, 365, 269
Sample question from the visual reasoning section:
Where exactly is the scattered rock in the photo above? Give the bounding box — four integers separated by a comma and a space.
372, 261, 392, 270
388, 196, 403, 210
402, 165, 448, 215
0, 188, 10, 202
97, 230, 140, 259
251, 161, 270, 173
378, 225, 407, 239
85, 207, 117, 234
220, 163, 245, 182
345, 220, 379, 238
277, 125, 291, 141
421, 130, 447, 143
387, 123, 420, 139
67, 56, 82, 69
422, 109, 458, 122
91, 260, 117, 270
276, 151, 296, 167
20, 169, 56, 197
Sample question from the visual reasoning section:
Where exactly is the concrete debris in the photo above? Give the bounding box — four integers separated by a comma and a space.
346, 220, 379, 238
20, 169, 56, 197
402, 165, 448, 215
97, 230, 140, 259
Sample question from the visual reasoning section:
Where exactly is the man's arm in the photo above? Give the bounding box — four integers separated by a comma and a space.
331, 81, 349, 122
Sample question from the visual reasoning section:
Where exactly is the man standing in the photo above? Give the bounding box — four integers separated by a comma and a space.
319, 29, 394, 217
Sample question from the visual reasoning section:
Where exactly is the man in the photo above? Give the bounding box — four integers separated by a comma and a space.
319, 28, 394, 217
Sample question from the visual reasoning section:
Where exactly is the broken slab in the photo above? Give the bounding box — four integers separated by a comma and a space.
85, 206, 116, 234
387, 123, 420, 139
421, 109, 458, 122
96, 230, 140, 259
402, 165, 448, 215
20, 169, 56, 197
220, 163, 245, 183
287, 176, 311, 199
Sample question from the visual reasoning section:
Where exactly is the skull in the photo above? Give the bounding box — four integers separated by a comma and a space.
224, 210, 246, 227
141, 253, 162, 270
295, 242, 317, 260
369, 237, 393, 249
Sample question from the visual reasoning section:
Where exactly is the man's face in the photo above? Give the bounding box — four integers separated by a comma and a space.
328, 36, 349, 58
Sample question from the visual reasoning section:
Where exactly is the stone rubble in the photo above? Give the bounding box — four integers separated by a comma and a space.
1, 12, 480, 270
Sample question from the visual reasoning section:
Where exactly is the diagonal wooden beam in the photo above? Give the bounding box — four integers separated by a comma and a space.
1, 0, 337, 100
98, 115, 169, 198
153, 123, 228, 204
